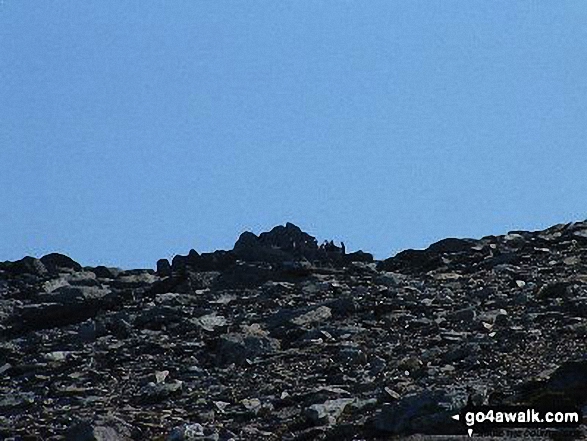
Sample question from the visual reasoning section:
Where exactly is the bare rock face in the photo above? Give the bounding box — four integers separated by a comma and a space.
1, 221, 587, 439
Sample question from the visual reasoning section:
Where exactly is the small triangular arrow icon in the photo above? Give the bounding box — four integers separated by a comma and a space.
451, 414, 460, 421
468, 428, 473, 437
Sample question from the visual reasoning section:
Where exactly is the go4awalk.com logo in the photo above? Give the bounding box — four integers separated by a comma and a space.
451, 406, 582, 437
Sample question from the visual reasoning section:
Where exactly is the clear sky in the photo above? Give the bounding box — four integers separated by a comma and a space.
1, 1, 586, 269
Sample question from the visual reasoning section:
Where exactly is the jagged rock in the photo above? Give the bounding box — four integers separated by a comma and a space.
233, 222, 319, 262
192, 313, 228, 333
305, 398, 355, 425
167, 423, 205, 440
291, 306, 332, 327
172, 250, 236, 273
199, 251, 236, 271
2, 220, 587, 439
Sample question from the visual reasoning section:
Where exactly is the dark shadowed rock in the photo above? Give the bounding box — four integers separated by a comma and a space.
214, 263, 275, 289
344, 250, 374, 263
374, 389, 467, 435
537, 281, 571, 299
378, 249, 443, 272
156, 259, 172, 277
65, 418, 132, 441
427, 237, 475, 254
516, 360, 587, 407
40, 253, 82, 273
2, 220, 587, 439
198, 250, 236, 271
546, 360, 587, 404
138, 380, 183, 404
91, 266, 122, 279
171, 249, 236, 273
216, 329, 280, 365
233, 222, 319, 263
8, 256, 48, 276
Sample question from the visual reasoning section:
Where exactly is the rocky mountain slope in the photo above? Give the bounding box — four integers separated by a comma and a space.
1, 221, 586, 440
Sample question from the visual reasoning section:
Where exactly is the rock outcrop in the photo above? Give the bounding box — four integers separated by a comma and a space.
1, 221, 586, 439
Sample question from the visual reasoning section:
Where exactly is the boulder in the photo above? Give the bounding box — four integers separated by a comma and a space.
8, 256, 48, 276
216, 330, 280, 365
374, 389, 467, 435
233, 223, 319, 262
426, 238, 475, 254
40, 253, 82, 273
91, 266, 123, 279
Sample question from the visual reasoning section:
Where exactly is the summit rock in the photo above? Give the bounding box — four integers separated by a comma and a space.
0, 221, 586, 439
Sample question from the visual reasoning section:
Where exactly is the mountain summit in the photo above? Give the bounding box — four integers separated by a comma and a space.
1, 221, 586, 439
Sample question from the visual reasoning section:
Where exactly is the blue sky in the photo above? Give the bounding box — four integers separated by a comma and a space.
1, 1, 586, 268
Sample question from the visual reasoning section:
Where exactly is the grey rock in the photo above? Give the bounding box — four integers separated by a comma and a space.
65, 418, 132, 441
192, 313, 228, 332
41, 285, 110, 304
305, 398, 355, 425
167, 423, 205, 440
139, 380, 183, 404
0, 392, 35, 409
447, 307, 476, 322
375, 272, 404, 287
291, 306, 332, 327
374, 389, 467, 435
2, 221, 587, 438
337, 345, 367, 365
113, 271, 157, 288
216, 331, 280, 365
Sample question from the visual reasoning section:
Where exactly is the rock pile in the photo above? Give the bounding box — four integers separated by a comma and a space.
1, 222, 586, 440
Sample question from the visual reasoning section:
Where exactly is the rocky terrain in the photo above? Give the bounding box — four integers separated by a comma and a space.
1, 221, 586, 440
